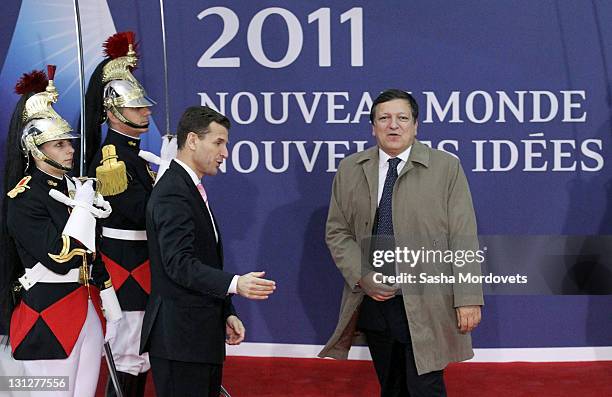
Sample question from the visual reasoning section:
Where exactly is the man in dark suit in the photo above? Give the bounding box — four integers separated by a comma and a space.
141, 106, 276, 396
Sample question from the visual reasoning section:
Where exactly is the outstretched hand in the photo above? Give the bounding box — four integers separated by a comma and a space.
236, 271, 276, 300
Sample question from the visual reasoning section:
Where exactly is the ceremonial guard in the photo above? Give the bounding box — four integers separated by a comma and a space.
86, 31, 173, 396
0, 67, 122, 396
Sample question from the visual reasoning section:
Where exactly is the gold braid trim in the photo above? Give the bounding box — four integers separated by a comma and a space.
48, 235, 88, 263
104, 278, 113, 289
48, 235, 91, 292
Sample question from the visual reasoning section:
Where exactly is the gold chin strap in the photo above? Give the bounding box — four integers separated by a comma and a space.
109, 106, 149, 129
26, 137, 72, 172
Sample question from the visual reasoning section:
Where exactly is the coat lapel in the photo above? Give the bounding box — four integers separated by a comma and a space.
356, 147, 379, 225
397, 140, 430, 181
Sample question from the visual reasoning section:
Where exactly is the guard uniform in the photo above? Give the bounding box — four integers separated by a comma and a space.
8, 170, 110, 361
84, 31, 159, 396
90, 130, 154, 312
1, 67, 122, 397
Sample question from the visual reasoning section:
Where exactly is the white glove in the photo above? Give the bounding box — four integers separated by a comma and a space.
100, 287, 122, 322
50, 178, 112, 220
73, 178, 95, 204
105, 319, 120, 343
160, 135, 178, 161
60, 178, 97, 252
156, 135, 177, 183
92, 192, 112, 219
101, 287, 122, 343
138, 135, 178, 185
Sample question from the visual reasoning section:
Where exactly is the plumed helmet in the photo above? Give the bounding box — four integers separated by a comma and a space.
85, 31, 155, 165
15, 66, 78, 168
101, 31, 155, 111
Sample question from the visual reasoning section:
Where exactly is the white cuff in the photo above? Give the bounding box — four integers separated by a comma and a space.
228, 275, 239, 295
62, 206, 96, 252
138, 150, 161, 165
100, 287, 122, 322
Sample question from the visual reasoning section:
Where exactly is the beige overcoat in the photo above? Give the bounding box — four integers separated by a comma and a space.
318, 140, 484, 375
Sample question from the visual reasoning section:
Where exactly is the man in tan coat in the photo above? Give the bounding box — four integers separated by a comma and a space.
319, 89, 484, 396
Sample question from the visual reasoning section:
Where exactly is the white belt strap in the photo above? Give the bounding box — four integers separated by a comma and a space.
18, 263, 81, 291
102, 227, 147, 241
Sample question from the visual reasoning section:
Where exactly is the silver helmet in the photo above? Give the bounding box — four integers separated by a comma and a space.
101, 35, 155, 128
21, 74, 79, 171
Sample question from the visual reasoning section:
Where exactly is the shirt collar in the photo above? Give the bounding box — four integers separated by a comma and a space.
378, 145, 412, 168
173, 158, 201, 186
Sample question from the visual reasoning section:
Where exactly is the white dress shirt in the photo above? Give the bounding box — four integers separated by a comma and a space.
377, 145, 413, 205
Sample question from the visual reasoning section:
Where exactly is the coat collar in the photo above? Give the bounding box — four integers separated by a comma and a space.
106, 129, 141, 150
173, 158, 201, 186
169, 159, 197, 188
32, 168, 68, 193
354, 140, 430, 168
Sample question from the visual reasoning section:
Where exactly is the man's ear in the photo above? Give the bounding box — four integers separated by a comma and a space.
106, 110, 117, 125
415, 120, 418, 136
186, 131, 197, 150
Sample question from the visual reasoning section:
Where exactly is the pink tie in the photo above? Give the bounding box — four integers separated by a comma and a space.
196, 183, 207, 202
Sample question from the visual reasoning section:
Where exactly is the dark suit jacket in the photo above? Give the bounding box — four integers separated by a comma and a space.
140, 160, 236, 364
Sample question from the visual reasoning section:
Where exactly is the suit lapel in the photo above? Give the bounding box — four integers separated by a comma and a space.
209, 209, 223, 261
169, 161, 219, 243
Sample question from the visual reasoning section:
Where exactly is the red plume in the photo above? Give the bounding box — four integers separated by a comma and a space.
14, 70, 48, 95
103, 31, 139, 59
126, 31, 134, 46
47, 64, 56, 80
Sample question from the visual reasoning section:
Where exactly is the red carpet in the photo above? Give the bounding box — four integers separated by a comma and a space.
96, 357, 612, 396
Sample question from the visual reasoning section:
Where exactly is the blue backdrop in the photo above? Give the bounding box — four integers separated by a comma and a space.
1, 0, 611, 350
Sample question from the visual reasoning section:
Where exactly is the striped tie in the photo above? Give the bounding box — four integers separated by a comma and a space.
197, 183, 207, 202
